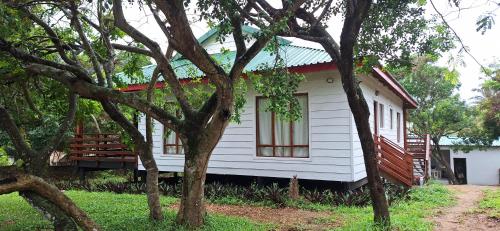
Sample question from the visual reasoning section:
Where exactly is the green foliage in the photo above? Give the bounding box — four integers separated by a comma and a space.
453, 62, 499, 150
0, 191, 270, 231
477, 189, 500, 219
333, 181, 454, 231
357, 0, 455, 70
476, 13, 496, 35
394, 56, 471, 141
54, 179, 409, 210
0, 147, 10, 166
247, 38, 307, 122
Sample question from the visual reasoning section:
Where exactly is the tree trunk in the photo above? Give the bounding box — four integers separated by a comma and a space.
176, 146, 210, 227
144, 115, 164, 220
0, 167, 100, 230
431, 139, 458, 184
140, 146, 164, 220
21, 191, 78, 231
308, 0, 389, 225
351, 100, 391, 227
100, 101, 163, 220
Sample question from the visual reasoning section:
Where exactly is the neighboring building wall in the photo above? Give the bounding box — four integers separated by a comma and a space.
351, 74, 405, 181
445, 147, 500, 185
139, 70, 359, 181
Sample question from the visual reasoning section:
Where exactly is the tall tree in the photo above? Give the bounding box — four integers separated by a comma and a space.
395, 56, 470, 184
241, 0, 453, 226
455, 61, 500, 150
0, 0, 306, 227
0, 77, 99, 230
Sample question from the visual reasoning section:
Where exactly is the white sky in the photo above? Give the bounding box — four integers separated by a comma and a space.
123, 0, 499, 102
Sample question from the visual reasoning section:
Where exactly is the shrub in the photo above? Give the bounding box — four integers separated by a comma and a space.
263, 183, 287, 207
53, 176, 410, 209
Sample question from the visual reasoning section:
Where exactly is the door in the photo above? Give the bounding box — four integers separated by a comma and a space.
453, 158, 467, 184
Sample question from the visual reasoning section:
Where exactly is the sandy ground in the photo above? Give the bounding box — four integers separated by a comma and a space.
170, 203, 337, 230
431, 185, 499, 231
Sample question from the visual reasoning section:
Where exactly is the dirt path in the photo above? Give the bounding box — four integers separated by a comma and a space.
170, 203, 337, 230
431, 185, 499, 231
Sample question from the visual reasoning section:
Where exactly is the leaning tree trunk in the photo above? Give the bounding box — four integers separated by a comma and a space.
21, 191, 78, 231
346, 87, 391, 226
0, 167, 100, 230
100, 101, 163, 220
311, 0, 389, 226
431, 140, 458, 184
319, 42, 391, 226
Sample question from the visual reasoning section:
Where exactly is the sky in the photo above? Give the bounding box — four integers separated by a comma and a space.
123, 0, 499, 103
426, 0, 500, 102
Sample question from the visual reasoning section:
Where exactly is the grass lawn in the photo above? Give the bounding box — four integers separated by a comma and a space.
0, 182, 454, 231
0, 191, 272, 231
477, 188, 500, 219
329, 182, 454, 231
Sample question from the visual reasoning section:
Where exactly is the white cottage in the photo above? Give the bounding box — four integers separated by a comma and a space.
123, 27, 420, 187
434, 137, 500, 186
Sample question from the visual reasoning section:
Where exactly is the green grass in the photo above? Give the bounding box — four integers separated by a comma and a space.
0, 191, 272, 231
330, 181, 454, 231
477, 188, 500, 219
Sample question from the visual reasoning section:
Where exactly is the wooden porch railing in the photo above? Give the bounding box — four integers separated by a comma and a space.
374, 134, 414, 187
69, 133, 137, 166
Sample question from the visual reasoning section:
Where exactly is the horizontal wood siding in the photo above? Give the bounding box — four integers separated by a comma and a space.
139, 70, 356, 181
351, 74, 406, 181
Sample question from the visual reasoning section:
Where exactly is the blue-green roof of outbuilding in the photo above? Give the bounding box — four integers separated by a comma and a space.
120, 44, 332, 84
439, 137, 500, 147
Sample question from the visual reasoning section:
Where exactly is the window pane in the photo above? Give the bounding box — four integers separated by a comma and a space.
258, 98, 272, 145
293, 147, 309, 158
165, 129, 176, 145
276, 147, 292, 157
275, 119, 291, 146
259, 147, 273, 157
293, 95, 308, 145
178, 139, 184, 154
166, 146, 176, 154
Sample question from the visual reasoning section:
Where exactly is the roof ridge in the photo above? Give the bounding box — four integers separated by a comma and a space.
282, 44, 326, 52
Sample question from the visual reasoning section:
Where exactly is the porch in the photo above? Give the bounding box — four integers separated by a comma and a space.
374, 134, 431, 187
65, 123, 138, 180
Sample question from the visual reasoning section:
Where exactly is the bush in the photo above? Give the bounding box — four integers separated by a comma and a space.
54, 176, 410, 209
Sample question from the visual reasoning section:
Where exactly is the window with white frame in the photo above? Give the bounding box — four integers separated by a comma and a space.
256, 94, 309, 158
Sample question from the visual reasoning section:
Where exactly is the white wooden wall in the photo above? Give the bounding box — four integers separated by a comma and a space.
445, 147, 500, 185
138, 70, 407, 182
350, 75, 405, 181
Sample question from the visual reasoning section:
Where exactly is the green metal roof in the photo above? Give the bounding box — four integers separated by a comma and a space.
121, 44, 332, 84
439, 137, 500, 147
172, 25, 292, 61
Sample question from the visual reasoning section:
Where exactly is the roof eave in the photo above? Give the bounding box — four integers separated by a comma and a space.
372, 68, 418, 109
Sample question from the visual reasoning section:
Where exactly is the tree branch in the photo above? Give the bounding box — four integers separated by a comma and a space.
0, 168, 100, 231
429, 0, 489, 75
111, 43, 153, 56
25, 64, 181, 132
41, 92, 77, 156
0, 38, 93, 83
69, 3, 106, 86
